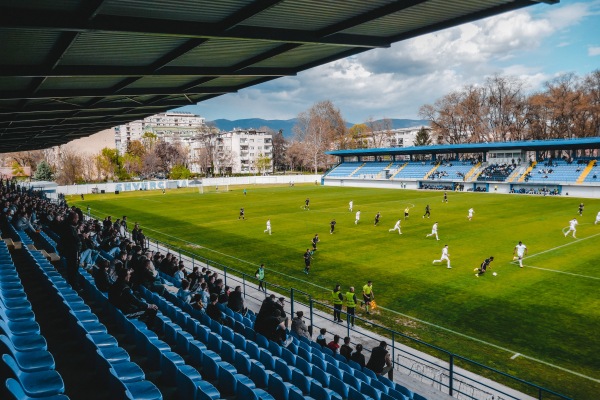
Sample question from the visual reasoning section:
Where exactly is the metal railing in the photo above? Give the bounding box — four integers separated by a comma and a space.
87, 211, 571, 400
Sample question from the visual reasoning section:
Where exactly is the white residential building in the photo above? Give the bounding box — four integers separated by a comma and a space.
114, 112, 206, 154
213, 129, 273, 174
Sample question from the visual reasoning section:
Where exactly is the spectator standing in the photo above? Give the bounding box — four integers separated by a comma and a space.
332, 284, 343, 323
345, 286, 357, 327
362, 281, 375, 315
255, 264, 265, 292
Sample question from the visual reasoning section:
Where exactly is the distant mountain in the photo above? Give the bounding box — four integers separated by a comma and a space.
209, 118, 430, 138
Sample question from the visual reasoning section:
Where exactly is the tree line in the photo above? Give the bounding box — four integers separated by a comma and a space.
419, 70, 600, 144
3, 70, 598, 183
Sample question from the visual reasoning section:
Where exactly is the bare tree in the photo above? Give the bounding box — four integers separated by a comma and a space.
366, 117, 393, 148
271, 129, 288, 171
55, 147, 83, 185
293, 100, 346, 174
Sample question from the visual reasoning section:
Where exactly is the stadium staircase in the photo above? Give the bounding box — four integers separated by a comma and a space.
423, 164, 440, 180
468, 163, 486, 182
507, 165, 525, 183
575, 160, 596, 183
389, 162, 408, 179
517, 162, 536, 182
463, 162, 481, 181
349, 162, 366, 177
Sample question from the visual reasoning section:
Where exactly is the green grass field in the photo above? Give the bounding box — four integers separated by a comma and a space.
68, 184, 600, 399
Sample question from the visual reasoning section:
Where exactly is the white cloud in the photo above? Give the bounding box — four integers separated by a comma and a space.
589, 46, 600, 56
190, 1, 597, 122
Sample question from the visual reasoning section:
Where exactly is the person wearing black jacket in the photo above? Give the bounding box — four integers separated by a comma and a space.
227, 286, 246, 315
108, 268, 157, 323
60, 211, 82, 290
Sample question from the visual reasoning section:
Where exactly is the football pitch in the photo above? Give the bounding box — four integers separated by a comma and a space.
68, 184, 600, 398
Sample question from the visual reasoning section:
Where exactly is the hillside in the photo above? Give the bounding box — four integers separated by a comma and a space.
209, 118, 430, 138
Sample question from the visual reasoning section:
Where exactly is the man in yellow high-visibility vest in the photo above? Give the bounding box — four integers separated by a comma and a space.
362, 281, 374, 315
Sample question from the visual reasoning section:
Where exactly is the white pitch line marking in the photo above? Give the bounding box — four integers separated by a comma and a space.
522, 232, 600, 261
522, 264, 600, 280
89, 211, 600, 384
511, 353, 521, 360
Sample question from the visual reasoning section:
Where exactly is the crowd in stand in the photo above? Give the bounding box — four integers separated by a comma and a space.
0, 180, 401, 382
477, 163, 516, 181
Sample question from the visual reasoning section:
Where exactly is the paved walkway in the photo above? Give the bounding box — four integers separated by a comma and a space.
153, 240, 535, 400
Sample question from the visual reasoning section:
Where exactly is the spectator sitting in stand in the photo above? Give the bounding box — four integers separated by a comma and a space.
340, 337, 353, 360
206, 293, 223, 324
93, 259, 112, 292
108, 267, 158, 324
227, 286, 247, 315
351, 344, 366, 368
316, 328, 327, 347
291, 311, 310, 339
177, 279, 192, 303
327, 334, 341, 354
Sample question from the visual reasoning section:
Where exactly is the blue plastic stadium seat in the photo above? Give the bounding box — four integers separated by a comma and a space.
255, 333, 269, 349
267, 373, 297, 400
361, 382, 382, 400
328, 376, 348, 399
394, 383, 413, 399
326, 362, 342, 380
0, 335, 55, 372
343, 371, 361, 391
369, 378, 389, 394
298, 346, 312, 363
250, 361, 277, 389
176, 364, 220, 400
311, 366, 330, 388
5, 378, 69, 400
361, 367, 378, 381
2, 354, 65, 398
245, 340, 261, 360
348, 386, 368, 400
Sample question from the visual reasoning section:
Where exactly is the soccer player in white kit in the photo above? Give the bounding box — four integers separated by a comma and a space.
264, 219, 271, 235
564, 218, 578, 238
349, 200, 353, 212
467, 208, 474, 221
595, 211, 600, 225
513, 241, 527, 268
388, 219, 402, 234
433, 245, 451, 268
426, 222, 439, 240
355, 210, 361, 224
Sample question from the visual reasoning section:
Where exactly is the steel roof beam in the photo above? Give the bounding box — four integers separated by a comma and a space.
389, 0, 538, 43
0, 87, 236, 100
0, 66, 297, 78
317, 0, 429, 38
218, 0, 284, 30
0, 8, 389, 48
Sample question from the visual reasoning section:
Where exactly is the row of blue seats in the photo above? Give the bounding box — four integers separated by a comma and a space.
0, 239, 67, 400
22, 246, 162, 400
80, 268, 229, 400
137, 285, 422, 400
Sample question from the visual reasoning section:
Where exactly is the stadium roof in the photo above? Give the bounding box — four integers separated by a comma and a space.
0, 0, 557, 152
326, 137, 600, 157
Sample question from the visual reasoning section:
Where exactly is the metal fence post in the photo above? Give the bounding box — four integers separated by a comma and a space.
392, 332, 396, 371
242, 274, 246, 298
290, 288, 295, 317
309, 297, 314, 333
449, 354, 454, 396
224, 267, 227, 286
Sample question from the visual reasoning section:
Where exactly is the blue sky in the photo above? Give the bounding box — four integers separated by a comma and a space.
179, 0, 600, 124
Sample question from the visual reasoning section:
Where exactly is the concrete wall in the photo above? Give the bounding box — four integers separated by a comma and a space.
51, 174, 322, 196
324, 177, 600, 198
